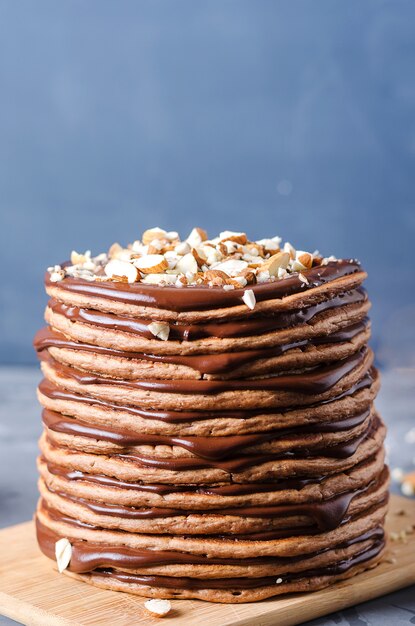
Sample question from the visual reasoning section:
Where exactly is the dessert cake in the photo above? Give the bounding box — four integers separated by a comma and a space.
34, 228, 389, 603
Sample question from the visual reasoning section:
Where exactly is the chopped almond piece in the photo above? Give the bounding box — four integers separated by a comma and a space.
144, 598, 172, 617
148, 322, 170, 341
135, 255, 168, 274
142, 227, 167, 245
242, 289, 256, 309
176, 253, 198, 275
191, 247, 207, 268
186, 227, 208, 247
219, 230, 247, 245
262, 252, 290, 276
297, 251, 313, 269
104, 260, 140, 283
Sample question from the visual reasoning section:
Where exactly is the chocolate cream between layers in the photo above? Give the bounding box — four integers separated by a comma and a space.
35, 231, 388, 603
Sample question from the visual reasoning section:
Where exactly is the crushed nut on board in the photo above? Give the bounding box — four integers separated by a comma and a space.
144, 598, 172, 617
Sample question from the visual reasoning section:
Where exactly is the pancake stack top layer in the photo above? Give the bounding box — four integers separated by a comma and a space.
34, 228, 388, 603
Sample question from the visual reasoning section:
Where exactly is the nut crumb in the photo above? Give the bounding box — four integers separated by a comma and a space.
55, 538, 72, 573
144, 599, 172, 617
242, 289, 256, 310
401, 481, 415, 497
148, 322, 170, 341
384, 556, 397, 564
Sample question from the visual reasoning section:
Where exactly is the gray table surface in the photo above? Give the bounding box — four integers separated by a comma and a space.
0, 366, 414, 625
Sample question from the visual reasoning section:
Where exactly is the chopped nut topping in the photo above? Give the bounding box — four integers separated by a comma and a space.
105, 259, 140, 283
262, 252, 290, 276
187, 227, 208, 248
142, 227, 168, 245
46, 227, 342, 291
135, 254, 168, 274
49, 266, 65, 283
175, 252, 198, 275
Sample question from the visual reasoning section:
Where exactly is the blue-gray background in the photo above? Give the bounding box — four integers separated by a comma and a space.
1, 0, 415, 365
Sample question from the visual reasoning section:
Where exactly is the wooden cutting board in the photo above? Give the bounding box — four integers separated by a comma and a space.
0, 494, 414, 626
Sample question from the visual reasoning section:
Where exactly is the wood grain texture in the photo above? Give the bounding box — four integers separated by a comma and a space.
0, 495, 414, 626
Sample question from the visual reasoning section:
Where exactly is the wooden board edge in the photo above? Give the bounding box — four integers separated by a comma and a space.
0, 592, 74, 626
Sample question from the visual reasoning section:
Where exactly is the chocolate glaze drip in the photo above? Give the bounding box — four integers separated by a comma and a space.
44, 470, 385, 531
45, 260, 364, 312
43, 455, 383, 497
46, 488, 356, 529
45, 416, 375, 476
108, 415, 377, 471
34, 319, 368, 376
38, 370, 374, 423
36, 516, 384, 572
39, 493, 389, 541
43, 422, 372, 474
44, 459, 328, 494
42, 407, 371, 460
45, 287, 367, 343
93, 539, 384, 589
43, 413, 377, 474
40, 347, 369, 395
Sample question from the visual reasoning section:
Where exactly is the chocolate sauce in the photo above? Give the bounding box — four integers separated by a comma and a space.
43, 454, 384, 497
42, 407, 371, 460
40, 347, 370, 396
44, 471, 384, 531
39, 492, 389, 541
36, 518, 384, 573
43, 459, 327, 494
115, 422, 373, 470
34, 319, 368, 376
45, 260, 364, 312
93, 539, 383, 589
45, 287, 367, 343
35, 515, 384, 572
37, 371, 374, 423
36, 518, 384, 588
45, 416, 377, 473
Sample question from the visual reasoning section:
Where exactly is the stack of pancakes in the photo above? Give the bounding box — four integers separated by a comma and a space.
34, 230, 388, 603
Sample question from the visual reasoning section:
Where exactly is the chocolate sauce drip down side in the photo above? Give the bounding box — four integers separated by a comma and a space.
116, 420, 374, 470
44, 286, 367, 343
94, 539, 383, 589
45, 415, 377, 473
45, 260, 364, 312
36, 516, 384, 573
34, 318, 368, 375
41, 346, 370, 395
39, 492, 389, 541
44, 459, 327, 494
45, 472, 385, 531
44, 454, 384, 497
42, 407, 371, 460
37, 369, 375, 423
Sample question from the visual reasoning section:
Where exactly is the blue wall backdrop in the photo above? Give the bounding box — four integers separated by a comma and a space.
1, 0, 414, 364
